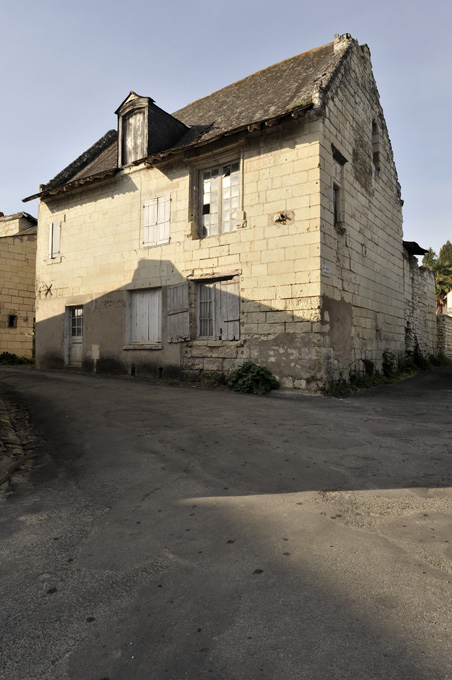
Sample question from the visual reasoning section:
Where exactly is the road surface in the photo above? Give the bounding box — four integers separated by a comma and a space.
1, 366, 452, 679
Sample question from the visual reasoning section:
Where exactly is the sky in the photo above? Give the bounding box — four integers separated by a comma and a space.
1, 0, 450, 255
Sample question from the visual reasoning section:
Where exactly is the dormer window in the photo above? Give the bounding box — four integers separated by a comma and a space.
116, 91, 188, 168
116, 93, 151, 167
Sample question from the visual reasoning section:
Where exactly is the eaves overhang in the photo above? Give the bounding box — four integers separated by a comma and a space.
23, 168, 119, 203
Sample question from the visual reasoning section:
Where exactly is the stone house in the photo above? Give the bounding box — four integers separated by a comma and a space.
0, 212, 37, 358
25, 33, 437, 390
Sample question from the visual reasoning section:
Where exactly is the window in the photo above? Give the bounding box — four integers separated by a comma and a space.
128, 288, 161, 345
372, 120, 381, 174
8, 315, 17, 328
331, 149, 346, 229
200, 162, 240, 237
197, 278, 240, 340
333, 185, 341, 227
71, 307, 83, 338
143, 195, 170, 246
49, 222, 61, 258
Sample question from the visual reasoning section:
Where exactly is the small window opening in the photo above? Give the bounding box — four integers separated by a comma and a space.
333, 185, 341, 227
8, 315, 17, 328
158, 367, 164, 379
130, 363, 136, 377
372, 120, 381, 173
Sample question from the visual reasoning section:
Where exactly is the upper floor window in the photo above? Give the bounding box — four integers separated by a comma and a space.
200, 161, 240, 238
143, 195, 170, 247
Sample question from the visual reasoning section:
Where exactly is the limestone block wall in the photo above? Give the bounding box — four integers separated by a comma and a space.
0, 232, 37, 358
36, 118, 328, 389
437, 315, 452, 358
403, 254, 437, 358
318, 41, 405, 382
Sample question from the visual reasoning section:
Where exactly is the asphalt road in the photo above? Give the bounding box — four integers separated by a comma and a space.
1, 366, 452, 680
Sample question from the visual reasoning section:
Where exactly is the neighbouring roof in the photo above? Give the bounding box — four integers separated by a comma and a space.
24, 34, 355, 202
403, 241, 428, 256
0, 211, 37, 226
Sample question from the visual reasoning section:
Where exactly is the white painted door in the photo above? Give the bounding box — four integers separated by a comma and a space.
69, 307, 83, 366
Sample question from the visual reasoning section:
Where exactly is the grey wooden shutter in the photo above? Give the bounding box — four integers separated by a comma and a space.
215, 280, 240, 340
167, 283, 189, 342
157, 195, 170, 244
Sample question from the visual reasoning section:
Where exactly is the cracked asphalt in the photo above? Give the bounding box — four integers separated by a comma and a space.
0, 366, 451, 680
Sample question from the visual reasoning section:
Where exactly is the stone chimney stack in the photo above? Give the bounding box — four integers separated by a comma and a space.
334, 33, 352, 53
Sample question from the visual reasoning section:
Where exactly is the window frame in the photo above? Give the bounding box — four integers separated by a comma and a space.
196, 277, 240, 341
198, 160, 240, 238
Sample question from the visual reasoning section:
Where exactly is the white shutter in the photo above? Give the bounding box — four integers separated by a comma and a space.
143, 198, 158, 246
157, 195, 170, 244
144, 195, 170, 246
167, 283, 189, 342
215, 280, 240, 340
129, 289, 161, 343
49, 222, 61, 258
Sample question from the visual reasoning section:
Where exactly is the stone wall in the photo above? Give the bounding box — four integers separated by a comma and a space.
318, 40, 405, 382
403, 253, 437, 358
0, 231, 37, 358
437, 315, 452, 358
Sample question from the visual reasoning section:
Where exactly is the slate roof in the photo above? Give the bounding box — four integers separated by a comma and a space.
25, 36, 353, 201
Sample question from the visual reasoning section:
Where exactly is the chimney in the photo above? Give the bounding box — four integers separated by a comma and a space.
334, 33, 352, 53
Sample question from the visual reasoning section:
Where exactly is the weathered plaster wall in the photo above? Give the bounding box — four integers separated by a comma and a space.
0, 232, 37, 358
318, 41, 405, 383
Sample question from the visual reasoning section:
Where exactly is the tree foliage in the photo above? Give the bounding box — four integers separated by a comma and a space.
422, 241, 452, 312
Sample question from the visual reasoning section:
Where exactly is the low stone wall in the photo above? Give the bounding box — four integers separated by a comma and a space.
437, 315, 452, 358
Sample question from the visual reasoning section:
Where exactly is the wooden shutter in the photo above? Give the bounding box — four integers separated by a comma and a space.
130, 289, 161, 344
49, 222, 61, 258
143, 198, 158, 246
167, 283, 189, 342
157, 195, 170, 244
144, 195, 170, 246
123, 110, 145, 165
215, 280, 240, 340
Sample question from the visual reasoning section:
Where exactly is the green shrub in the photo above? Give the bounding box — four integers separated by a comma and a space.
382, 349, 398, 378
0, 352, 33, 365
228, 361, 279, 395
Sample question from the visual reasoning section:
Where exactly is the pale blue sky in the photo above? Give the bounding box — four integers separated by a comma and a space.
1, 0, 450, 254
